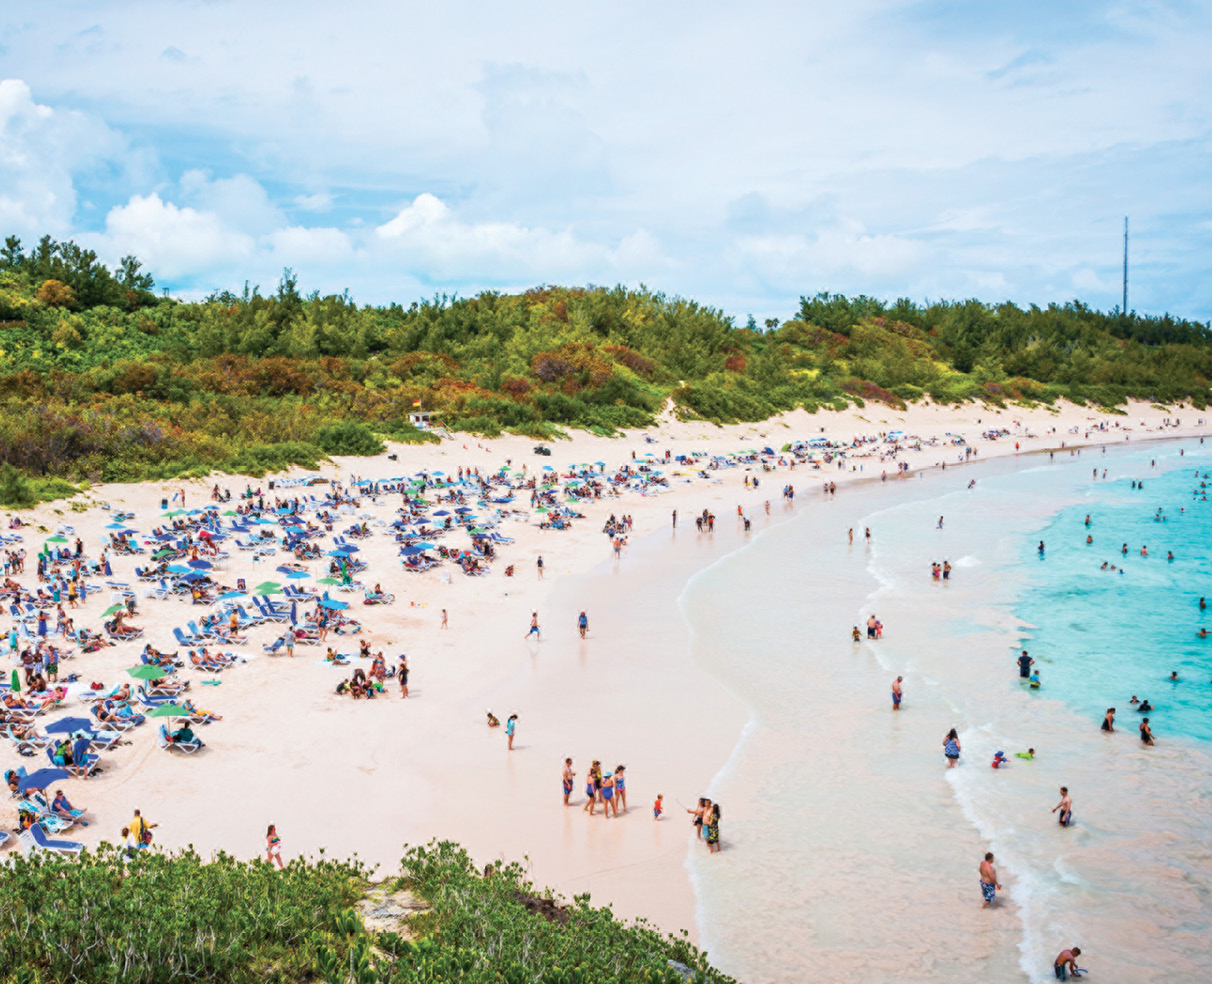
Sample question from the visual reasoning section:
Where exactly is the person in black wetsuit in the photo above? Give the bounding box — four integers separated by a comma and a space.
1017, 650, 1034, 678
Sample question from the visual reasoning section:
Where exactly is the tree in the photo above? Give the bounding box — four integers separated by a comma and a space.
0, 236, 21, 269
36, 279, 77, 309
117, 254, 155, 292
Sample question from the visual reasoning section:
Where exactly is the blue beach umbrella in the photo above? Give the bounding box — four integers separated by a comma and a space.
319, 597, 348, 610
44, 717, 96, 735
18, 768, 70, 792
105, 522, 127, 530
286, 570, 310, 579
218, 591, 247, 601
180, 571, 206, 583
167, 564, 191, 574
187, 559, 212, 570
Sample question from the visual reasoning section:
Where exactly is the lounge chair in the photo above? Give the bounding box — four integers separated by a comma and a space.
158, 724, 203, 754
22, 823, 83, 856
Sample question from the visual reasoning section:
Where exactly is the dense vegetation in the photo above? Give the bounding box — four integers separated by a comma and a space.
0, 841, 730, 984
1, 233, 1209, 498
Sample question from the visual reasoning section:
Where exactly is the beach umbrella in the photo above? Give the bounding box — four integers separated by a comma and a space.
167, 564, 191, 574
18, 768, 69, 793
187, 559, 212, 570
218, 591, 247, 601
148, 704, 189, 718
180, 571, 206, 583
414, 542, 435, 549
127, 665, 167, 680
105, 522, 127, 530
46, 535, 69, 544
255, 581, 283, 594
10, 669, 19, 693
152, 549, 175, 559
44, 717, 95, 735
286, 570, 310, 580
221, 510, 238, 517
319, 597, 348, 610
316, 577, 341, 585
101, 604, 126, 617
433, 510, 450, 516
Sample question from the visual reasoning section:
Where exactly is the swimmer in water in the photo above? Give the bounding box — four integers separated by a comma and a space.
1140, 545, 1148, 557
1169, 671, 1179, 681
1038, 540, 1045, 554
1167, 551, 1174, 561
1086, 535, 1093, 545
1122, 543, 1128, 555
1137, 699, 1153, 713
1029, 670, 1041, 689
1140, 718, 1155, 745
1100, 707, 1115, 732
1198, 628, 1209, 639
1015, 748, 1035, 760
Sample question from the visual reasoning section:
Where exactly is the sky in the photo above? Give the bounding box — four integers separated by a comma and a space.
1, 0, 1209, 322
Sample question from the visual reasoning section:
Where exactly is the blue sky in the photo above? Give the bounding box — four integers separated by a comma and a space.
1, 0, 1209, 321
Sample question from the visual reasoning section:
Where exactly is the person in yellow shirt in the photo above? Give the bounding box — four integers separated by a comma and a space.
129, 808, 158, 848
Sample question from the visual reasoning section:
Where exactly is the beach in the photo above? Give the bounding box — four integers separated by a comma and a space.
3, 399, 1209, 983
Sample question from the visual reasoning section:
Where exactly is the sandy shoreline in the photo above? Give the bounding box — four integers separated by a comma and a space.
2, 399, 1206, 952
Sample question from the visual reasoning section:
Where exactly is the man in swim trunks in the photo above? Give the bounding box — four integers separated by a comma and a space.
866, 615, 877, 639
562, 758, 575, 805
979, 852, 1000, 908
1052, 787, 1073, 827
1017, 650, 1034, 678
891, 676, 903, 710
1053, 947, 1082, 980
525, 613, 540, 640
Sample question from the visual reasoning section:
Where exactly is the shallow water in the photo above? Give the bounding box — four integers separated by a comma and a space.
682, 443, 1212, 984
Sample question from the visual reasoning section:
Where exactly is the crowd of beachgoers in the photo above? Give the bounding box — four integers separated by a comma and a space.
0, 406, 1196, 883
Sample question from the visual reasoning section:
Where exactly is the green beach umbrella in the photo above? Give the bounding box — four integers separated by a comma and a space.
535, 507, 549, 514
148, 703, 189, 718
10, 669, 19, 693
254, 581, 284, 595
152, 548, 174, 559
47, 535, 69, 544
316, 577, 341, 585
221, 510, 239, 517
127, 665, 167, 680
101, 604, 126, 617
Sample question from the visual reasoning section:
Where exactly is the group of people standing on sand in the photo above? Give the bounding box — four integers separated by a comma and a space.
562, 758, 627, 818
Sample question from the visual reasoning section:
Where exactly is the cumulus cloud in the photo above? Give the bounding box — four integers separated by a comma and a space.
0, 78, 125, 237
375, 193, 667, 283
100, 193, 254, 279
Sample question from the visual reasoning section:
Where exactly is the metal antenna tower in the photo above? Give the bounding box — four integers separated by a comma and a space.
1122, 216, 1128, 314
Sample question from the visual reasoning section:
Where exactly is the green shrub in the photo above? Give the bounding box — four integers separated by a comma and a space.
312, 421, 385, 457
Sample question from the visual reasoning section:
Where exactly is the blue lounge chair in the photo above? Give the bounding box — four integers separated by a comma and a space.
24, 823, 83, 855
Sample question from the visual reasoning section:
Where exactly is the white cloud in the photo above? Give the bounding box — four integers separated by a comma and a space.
293, 192, 334, 213
100, 193, 254, 278
267, 225, 352, 263
0, 78, 124, 237
375, 193, 666, 283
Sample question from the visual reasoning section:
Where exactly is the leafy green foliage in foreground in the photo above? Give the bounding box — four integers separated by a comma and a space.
1, 233, 1209, 501
0, 841, 733, 984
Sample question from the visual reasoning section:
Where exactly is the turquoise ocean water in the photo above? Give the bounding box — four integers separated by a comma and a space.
1019, 459, 1212, 742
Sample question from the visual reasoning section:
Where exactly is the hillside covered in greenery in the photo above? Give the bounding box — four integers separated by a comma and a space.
1, 233, 1209, 495
0, 840, 729, 984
